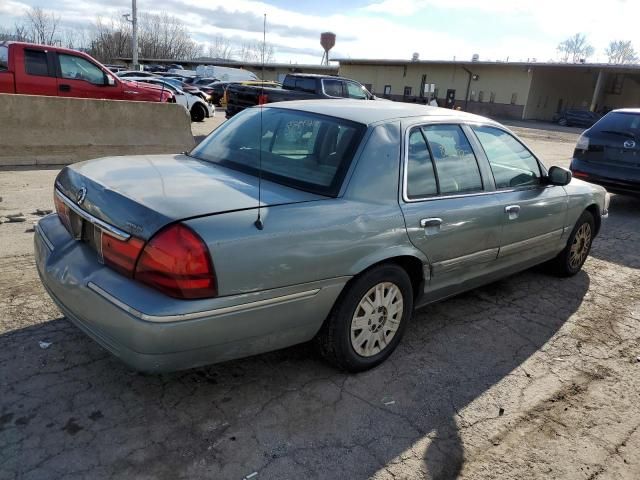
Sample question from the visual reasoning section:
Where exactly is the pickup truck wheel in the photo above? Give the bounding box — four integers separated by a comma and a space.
548, 211, 594, 277
315, 264, 413, 372
191, 104, 206, 122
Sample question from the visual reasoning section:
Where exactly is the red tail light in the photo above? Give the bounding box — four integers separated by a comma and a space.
102, 234, 145, 278
134, 224, 217, 299
258, 93, 268, 105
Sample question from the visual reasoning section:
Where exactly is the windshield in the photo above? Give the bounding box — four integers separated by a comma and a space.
191, 108, 366, 196
592, 111, 640, 137
0, 45, 8, 70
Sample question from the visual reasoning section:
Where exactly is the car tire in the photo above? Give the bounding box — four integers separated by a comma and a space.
191, 104, 206, 122
315, 264, 413, 372
558, 117, 568, 126
547, 211, 595, 277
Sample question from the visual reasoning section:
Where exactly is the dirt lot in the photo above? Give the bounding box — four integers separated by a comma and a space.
1, 119, 639, 480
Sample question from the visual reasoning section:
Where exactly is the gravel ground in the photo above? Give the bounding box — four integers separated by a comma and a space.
1, 119, 639, 480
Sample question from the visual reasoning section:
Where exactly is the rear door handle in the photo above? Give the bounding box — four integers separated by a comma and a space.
505, 205, 520, 220
420, 217, 442, 235
59, 84, 71, 92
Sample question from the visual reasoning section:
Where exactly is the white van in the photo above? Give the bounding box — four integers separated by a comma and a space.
195, 65, 258, 82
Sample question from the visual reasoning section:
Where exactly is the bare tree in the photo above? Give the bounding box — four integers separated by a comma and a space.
557, 33, 594, 63
236, 40, 274, 63
24, 6, 60, 45
207, 35, 234, 60
605, 40, 638, 64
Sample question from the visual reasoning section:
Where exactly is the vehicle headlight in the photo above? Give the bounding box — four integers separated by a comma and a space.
576, 134, 589, 151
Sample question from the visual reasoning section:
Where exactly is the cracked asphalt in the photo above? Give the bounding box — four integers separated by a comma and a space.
1, 119, 639, 479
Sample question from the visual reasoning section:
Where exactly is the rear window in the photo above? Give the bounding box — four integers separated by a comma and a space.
0, 46, 7, 70
190, 108, 366, 196
592, 111, 640, 135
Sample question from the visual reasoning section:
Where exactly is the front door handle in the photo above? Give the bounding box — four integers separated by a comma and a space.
59, 84, 71, 92
420, 217, 442, 235
505, 205, 520, 220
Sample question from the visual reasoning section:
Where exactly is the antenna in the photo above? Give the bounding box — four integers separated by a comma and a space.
254, 13, 266, 230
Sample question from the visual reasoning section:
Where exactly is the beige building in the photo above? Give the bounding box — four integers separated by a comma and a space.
338, 59, 640, 121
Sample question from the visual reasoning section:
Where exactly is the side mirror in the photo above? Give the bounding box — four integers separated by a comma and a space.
547, 166, 572, 186
106, 75, 115, 86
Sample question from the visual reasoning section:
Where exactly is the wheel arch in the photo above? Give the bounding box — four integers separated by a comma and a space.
584, 203, 601, 235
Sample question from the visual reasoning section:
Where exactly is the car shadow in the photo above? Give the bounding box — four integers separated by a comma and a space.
589, 193, 640, 269
0, 268, 589, 479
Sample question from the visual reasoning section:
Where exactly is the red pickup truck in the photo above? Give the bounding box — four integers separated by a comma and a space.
0, 41, 172, 102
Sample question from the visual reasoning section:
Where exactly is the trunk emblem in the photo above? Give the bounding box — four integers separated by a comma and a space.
76, 187, 87, 205
623, 140, 636, 149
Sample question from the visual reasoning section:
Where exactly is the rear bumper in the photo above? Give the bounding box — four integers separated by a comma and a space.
570, 158, 640, 196
34, 214, 347, 372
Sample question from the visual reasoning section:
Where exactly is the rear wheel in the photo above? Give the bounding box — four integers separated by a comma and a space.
548, 211, 594, 277
315, 264, 413, 372
191, 103, 206, 122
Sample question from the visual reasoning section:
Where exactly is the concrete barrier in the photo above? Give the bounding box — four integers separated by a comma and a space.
0, 94, 195, 166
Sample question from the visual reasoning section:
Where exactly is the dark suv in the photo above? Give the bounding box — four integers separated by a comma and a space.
570, 108, 640, 195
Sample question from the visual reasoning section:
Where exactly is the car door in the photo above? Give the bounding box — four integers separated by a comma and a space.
469, 125, 567, 264
15, 48, 58, 96
55, 52, 120, 99
399, 123, 505, 296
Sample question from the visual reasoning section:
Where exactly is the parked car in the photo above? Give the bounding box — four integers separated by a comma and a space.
159, 76, 211, 103
116, 70, 159, 78
0, 42, 173, 102
553, 109, 600, 127
570, 108, 640, 195
204, 80, 238, 106
126, 77, 214, 122
225, 73, 375, 118
35, 101, 608, 373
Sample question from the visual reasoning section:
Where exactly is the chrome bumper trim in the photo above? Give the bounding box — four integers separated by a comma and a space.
87, 282, 321, 323
55, 188, 131, 241
35, 222, 54, 251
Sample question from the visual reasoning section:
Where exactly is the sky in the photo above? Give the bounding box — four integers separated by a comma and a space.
0, 0, 639, 64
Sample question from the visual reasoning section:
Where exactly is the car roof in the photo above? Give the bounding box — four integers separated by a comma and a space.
265, 99, 497, 126
611, 108, 640, 114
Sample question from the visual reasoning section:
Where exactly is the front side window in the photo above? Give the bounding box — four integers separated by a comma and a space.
422, 124, 483, 195
406, 128, 438, 199
472, 126, 541, 189
0, 46, 8, 71
323, 79, 344, 97
190, 108, 365, 196
58, 54, 105, 84
24, 49, 49, 76
346, 81, 368, 99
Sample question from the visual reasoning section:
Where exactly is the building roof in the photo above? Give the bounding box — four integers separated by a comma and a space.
265, 99, 496, 126
335, 58, 640, 71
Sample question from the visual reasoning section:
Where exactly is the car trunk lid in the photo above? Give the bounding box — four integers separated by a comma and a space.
55, 153, 325, 240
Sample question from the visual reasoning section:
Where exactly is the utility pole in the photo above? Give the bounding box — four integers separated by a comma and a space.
124, 0, 139, 70
132, 0, 138, 70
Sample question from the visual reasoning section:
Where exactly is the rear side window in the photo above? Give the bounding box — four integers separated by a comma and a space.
58, 54, 106, 84
472, 126, 541, 189
190, 108, 365, 196
0, 46, 8, 70
24, 49, 49, 76
293, 77, 316, 93
422, 125, 483, 195
406, 129, 438, 198
323, 79, 344, 97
